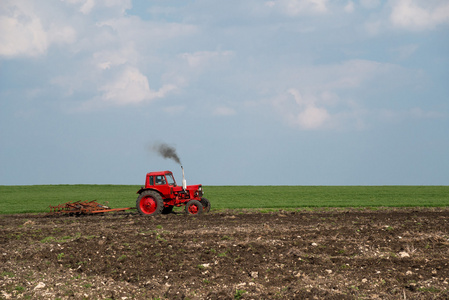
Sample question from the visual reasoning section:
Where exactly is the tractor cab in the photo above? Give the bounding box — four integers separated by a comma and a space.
145, 171, 176, 186
143, 171, 176, 198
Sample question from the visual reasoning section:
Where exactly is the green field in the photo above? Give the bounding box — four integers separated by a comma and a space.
1, 185, 448, 214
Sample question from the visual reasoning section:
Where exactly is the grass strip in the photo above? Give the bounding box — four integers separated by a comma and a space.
0, 185, 448, 214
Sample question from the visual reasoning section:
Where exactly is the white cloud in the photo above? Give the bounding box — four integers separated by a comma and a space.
93, 46, 138, 70
150, 84, 178, 99
99, 67, 150, 105
0, 1, 76, 57
295, 104, 330, 129
361, 0, 449, 34
0, 1, 48, 57
49, 25, 77, 46
2, 0, 442, 119
63, 0, 132, 15
170, 50, 234, 91
271, 59, 413, 130
288, 89, 330, 129
96, 17, 197, 43
0, 0, 195, 109
99, 67, 176, 106
344, 1, 355, 13
273, 87, 371, 131
274, 89, 330, 130
390, 0, 449, 30
77, 0, 95, 14
0, 14, 47, 57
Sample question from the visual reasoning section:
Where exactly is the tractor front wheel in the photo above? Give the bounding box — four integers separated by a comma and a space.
185, 200, 203, 215
136, 191, 163, 216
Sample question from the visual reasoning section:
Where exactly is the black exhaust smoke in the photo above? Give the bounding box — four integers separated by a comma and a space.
151, 143, 182, 165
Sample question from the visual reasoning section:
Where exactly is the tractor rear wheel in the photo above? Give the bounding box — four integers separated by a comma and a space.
136, 190, 163, 216
185, 200, 203, 215
200, 198, 211, 213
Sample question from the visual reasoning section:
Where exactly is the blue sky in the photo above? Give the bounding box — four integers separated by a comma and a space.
1, 0, 448, 186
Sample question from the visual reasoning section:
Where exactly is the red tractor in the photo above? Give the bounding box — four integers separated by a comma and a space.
136, 167, 210, 216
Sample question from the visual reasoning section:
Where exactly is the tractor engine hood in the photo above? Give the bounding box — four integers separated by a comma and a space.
172, 184, 202, 192
172, 184, 203, 197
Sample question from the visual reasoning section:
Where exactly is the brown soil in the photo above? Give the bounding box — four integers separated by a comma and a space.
1, 208, 448, 299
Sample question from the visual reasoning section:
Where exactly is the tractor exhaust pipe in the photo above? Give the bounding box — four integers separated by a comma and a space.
181, 165, 187, 190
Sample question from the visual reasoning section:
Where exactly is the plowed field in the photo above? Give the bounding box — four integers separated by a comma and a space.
1, 208, 448, 299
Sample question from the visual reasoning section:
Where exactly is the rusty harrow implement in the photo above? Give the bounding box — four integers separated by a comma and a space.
47, 200, 134, 216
